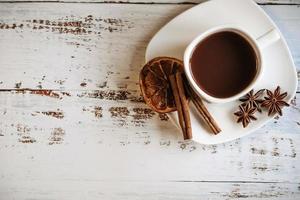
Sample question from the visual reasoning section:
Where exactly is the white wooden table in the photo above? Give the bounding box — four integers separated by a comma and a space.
0, 0, 299, 199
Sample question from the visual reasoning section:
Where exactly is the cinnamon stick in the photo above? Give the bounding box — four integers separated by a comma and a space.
169, 74, 188, 139
186, 84, 221, 134
175, 72, 192, 139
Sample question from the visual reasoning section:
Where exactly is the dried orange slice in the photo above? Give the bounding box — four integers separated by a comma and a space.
139, 57, 184, 113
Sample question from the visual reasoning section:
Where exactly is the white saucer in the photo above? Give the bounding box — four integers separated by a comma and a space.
145, 0, 298, 144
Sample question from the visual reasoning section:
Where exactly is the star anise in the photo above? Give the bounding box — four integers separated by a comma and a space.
239, 89, 265, 112
261, 86, 289, 116
234, 103, 257, 128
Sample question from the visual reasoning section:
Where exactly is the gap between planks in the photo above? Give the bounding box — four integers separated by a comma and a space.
0, 0, 299, 5
0, 0, 203, 4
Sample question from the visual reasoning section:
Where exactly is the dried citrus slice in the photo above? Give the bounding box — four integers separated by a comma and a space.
139, 57, 184, 113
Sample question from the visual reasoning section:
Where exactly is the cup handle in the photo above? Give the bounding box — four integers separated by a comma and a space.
256, 28, 280, 49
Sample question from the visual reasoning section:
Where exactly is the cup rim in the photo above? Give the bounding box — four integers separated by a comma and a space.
183, 26, 263, 104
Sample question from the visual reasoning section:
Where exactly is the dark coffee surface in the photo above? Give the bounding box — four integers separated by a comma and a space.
190, 31, 257, 98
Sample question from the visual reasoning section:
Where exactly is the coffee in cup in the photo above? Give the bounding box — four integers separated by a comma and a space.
189, 31, 257, 98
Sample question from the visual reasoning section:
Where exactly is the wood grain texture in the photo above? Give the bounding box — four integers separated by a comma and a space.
0, 4, 299, 90
1, 181, 300, 200
0, 1, 299, 199
0, 0, 299, 5
0, 91, 299, 198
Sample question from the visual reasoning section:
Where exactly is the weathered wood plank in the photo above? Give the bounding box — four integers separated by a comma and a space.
0, 91, 299, 182
0, 0, 299, 5
0, 4, 299, 90
1, 181, 299, 200
0, 2, 299, 199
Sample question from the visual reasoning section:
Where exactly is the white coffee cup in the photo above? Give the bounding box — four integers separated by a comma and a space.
183, 25, 280, 104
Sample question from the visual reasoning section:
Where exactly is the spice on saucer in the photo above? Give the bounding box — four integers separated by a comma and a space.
235, 86, 290, 128
261, 86, 289, 116
185, 82, 221, 134
139, 57, 183, 113
234, 103, 257, 128
140, 57, 192, 139
169, 72, 192, 139
139, 57, 221, 140
239, 89, 265, 112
